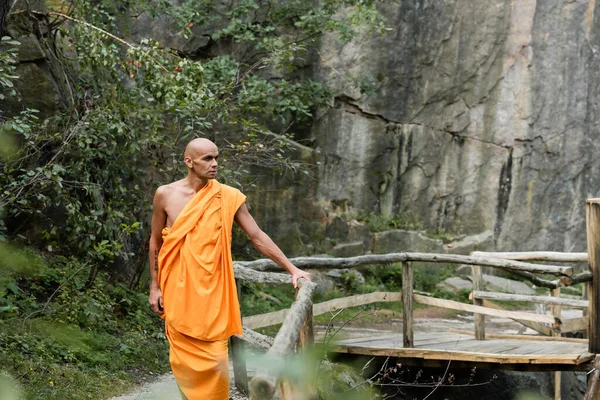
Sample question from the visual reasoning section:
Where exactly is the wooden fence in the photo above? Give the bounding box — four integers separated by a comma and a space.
231, 198, 600, 399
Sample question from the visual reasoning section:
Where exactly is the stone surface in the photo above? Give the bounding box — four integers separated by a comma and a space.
331, 241, 365, 258
443, 230, 495, 254
310, 0, 600, 254
7, 31, 45, 62
325, 216, 349, 242
3, 62, 63, 119
437, 276, 473, 292
326, 268, 365, 287
346, 220, 372, 252
482, 273, 535, 295
372, 229, 444, 254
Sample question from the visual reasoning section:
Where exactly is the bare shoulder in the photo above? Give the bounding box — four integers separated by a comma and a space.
153, 181, 183, 206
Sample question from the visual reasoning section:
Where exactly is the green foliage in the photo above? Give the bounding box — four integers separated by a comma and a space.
351, 211, 463, 243
0, 258, 168, 399
0, 0, 390, 397
353, 210, 424, 232
0, 36, 38, 160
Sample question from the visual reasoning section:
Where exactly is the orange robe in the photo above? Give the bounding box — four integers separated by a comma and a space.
158, 180, 246, 400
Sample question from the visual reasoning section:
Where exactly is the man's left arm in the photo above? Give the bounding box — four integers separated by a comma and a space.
234, 203, 311, 287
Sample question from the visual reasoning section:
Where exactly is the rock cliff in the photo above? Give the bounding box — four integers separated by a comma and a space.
311, 0, 600, 253
7, 0, 600, 255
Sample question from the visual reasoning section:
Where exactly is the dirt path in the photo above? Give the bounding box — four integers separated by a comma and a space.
110, 367, 250, 400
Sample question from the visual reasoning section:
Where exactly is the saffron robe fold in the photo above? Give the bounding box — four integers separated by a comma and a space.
157, 179, 246, 399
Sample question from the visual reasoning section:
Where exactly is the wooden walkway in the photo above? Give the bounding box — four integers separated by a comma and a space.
332, 332, 594, 372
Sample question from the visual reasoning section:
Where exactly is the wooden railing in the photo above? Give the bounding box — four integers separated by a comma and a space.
231, 198, 600, 399
232, 251, 591, 399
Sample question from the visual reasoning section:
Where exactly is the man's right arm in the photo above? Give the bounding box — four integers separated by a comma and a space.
148, 186, 167, 314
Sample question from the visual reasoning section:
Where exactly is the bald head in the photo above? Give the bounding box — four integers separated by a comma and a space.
183, 138, 219, 180
184, 138, 218, 158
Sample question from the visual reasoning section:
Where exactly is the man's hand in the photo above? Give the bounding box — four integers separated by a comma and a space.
291, 269, 311, 288
149, 287, 163, 314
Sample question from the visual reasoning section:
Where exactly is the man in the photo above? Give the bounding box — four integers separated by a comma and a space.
148, 138, 311, 399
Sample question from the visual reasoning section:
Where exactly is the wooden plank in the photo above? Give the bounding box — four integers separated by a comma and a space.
472, 265, 485, 340
560, 316, 589, 333
403, 262, 414, 348
448, 329, 588, 344
245, 291, 403, 329
471, 251, 588, 262
244, 308, 288, 330
587, 198, 600, 354
334, 333, 401, 346
482, 299, 553, 336
312, 291, 402, 316
333, 345, 587, 365
413, 294, 557, 324
472, 290, 589, 308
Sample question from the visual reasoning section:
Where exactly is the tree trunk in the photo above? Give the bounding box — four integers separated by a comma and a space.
0, 0, 9, 37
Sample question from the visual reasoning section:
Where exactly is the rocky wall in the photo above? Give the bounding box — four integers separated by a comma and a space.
312, 0, 600, 253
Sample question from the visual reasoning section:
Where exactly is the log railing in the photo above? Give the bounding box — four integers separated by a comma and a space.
233, 250, 591, 399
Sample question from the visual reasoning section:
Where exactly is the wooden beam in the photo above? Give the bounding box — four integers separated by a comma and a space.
551, 288, 561, 400
472, 265, 485, 340
235, 327, 274, 350
333, 345, 593, 366
403, 261, 414, 348
236, 253, 572, 276
560, 316, 589, 334
472, 291, 589, 308
505, 269, 562, 289
297, 287, 314, 350
587, 198, 600, 353
234, 265, 290, 284
448, 329, 587, 344
408, 253, 572, 276
244, 291, 403, 329
471, 251, 588, 263
481, 299, 553, 336
313, 291, 402, 316
584, 355, 600, 400
413, 294, 558, 324
249, 279, 317, 400
236, 253, 409, 272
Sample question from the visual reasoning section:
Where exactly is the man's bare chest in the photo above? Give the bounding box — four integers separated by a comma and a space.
164, 193, 195, 228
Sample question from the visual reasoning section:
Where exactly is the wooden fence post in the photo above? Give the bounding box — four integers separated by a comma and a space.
472, 265, 485, 340
231, 279, 248, 393
402, 261, 414, 348
586, 199, 600, 354
551, 287, 561, 400
297, 287, 314, 349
